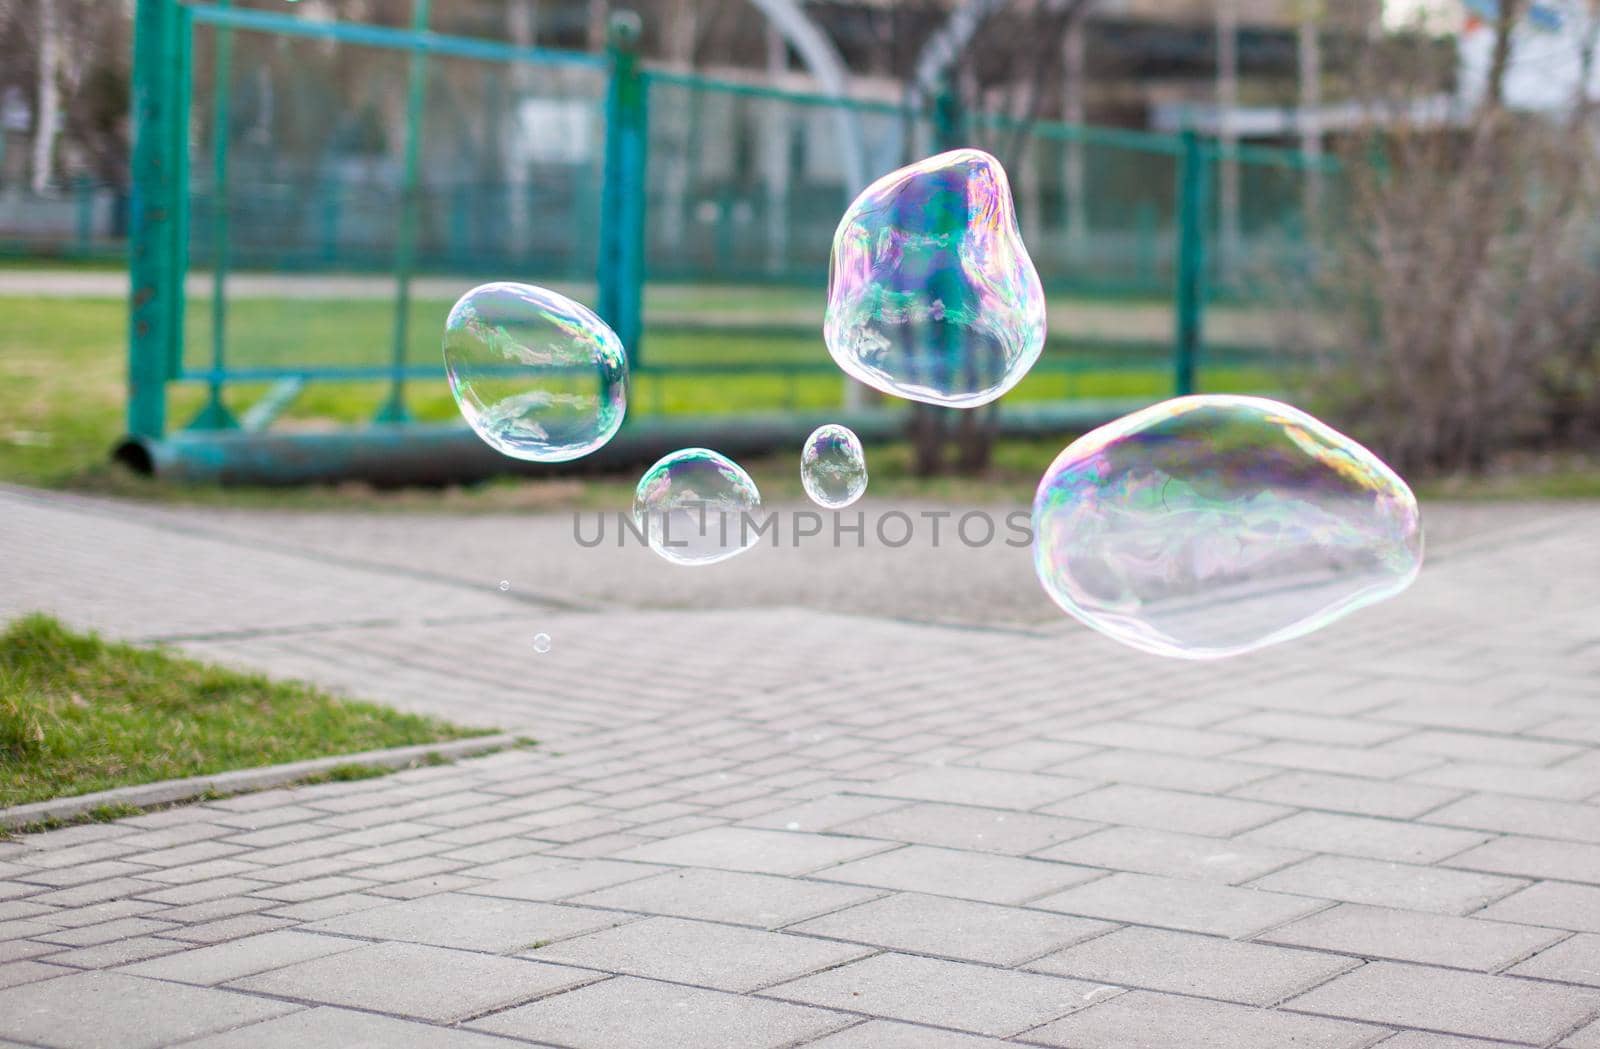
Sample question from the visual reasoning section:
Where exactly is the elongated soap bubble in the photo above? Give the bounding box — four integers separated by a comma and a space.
801, 424, 868, 508
443, 282, 627, 462
633, 448, 762, 567
824, 148, 1046, 408
1032, 395, 1423, 659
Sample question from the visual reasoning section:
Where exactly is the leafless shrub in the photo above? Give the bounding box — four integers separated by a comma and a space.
1290, 0, 1600, 474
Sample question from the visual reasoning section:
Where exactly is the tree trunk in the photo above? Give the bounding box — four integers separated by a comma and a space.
32, 0, 61, 195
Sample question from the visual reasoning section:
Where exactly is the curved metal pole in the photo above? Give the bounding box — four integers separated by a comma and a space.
909, 0, 1011, 113
745, 0, 870, 192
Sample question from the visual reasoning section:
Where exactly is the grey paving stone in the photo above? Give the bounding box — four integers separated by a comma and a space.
813, 845, 1099, 904
572, 867, 882, 928
1025, 989, 1383, 1049
766, 951, 1114, 1037
0, 961, 71, 990
1385, 729, 1584, 767
1445, 836, 1600, 884
1409, 758, 1600, 802
229, 941, 599, 1023
1566, 1017, 1600, 1049
529, 915, 871, 991
1031, 871, 1328, 938
1479, 882, 1600, 933
1509, 933, 1600, 986
1218, 711, 1412, 747
1286, 960, 1600, 1043
34, 917, 177, 948
1259, 903, 1562, 971
1045, 748, 1272, 793
1229, 740, 1443, 779
468, 974, 853, 1049
741, 795, 910, 832
303, 892, 630, 953
36, 936, 188, 970
460, 860, 667, 902
1028, 925, 1357, 1006
853, 767, 1092, 810
121, 930, 363, 985
1042, 784, 1290, 837
790, 891, 1113, 965
612, 828, 893, 875
0, 970, 300, 1049
1424, 794, 1600, 845
1232, 771, 1463, 819
163, 913, 294, 944
1240, 811, 1491, 865
1055, 722, 1256, 757
962, 740, 1099, 772
177, 1006, 516, 1049
1376, 1036, 1518, 1049
829, 802, 1099, 855
0, 940, 56, 964
1033, 826, 1305, 885
798, 1020, 1015, 1048
1249, 856, 1526, 915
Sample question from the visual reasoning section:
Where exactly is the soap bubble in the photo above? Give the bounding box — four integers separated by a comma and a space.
824, 148, 1046, 408
1032, 395, 1423, 659
633, 448, 762, 567
801, 424, 868, 508
533, 633, 552, 653
443, 282, 627, 462
497, 580, 510, 592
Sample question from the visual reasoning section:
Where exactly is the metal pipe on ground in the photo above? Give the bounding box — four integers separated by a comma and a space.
112, 401, 1145, 487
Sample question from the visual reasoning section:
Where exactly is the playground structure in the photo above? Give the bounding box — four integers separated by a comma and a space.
113, 0, 1338, 485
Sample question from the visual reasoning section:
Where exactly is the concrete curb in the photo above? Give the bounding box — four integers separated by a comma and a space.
0, 732, 527, 832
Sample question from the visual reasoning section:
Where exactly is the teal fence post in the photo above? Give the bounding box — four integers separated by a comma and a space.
1173, 129, 1207, 397
190, 0, 239, 430
127, 0, 184, 441
376, 0, 432, 424
597, 11, 646, 368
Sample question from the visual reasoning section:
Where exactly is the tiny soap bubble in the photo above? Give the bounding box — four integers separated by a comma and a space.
801, 424, 868, 508
533, 633, 552, 653
498, 580, 510, 592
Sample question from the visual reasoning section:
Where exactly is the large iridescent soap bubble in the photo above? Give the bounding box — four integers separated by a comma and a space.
443, 282, 627, 462
801, 424, 868, 508
633, 448, 762, 567
1032, 395, 1423, 659
824, 148, 1046, 408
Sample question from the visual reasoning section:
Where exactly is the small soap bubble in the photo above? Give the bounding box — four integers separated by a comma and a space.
785, 822, 801, 831
1032, 395, 1423, 660
801, 424, 868, 508
498, 580, 510, 592
633, 448, 762, 567
533, 633, 552, 653
824, 148, 1046, 408
444, 282, 628, 462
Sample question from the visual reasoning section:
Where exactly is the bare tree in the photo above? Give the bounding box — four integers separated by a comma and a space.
1287, 0, 1600, 472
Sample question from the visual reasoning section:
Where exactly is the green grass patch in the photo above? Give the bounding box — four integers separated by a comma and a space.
0, 613, 491, 809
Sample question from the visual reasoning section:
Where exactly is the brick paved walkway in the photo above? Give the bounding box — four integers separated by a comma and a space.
2, 486, 1599, 1048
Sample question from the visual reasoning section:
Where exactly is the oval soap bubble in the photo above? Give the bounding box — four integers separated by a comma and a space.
801, 424, 868, 508
443, 282, 627, 462
824, 148, 1046, 408
1032, 395, 1423, 659
633, 448, 762, 567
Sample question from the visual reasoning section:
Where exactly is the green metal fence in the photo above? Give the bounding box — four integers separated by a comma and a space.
124, 0, 1339, 476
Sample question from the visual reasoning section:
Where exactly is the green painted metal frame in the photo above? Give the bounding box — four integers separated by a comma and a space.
127, 0, 1334, 477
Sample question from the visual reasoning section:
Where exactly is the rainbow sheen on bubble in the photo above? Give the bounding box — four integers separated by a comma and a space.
824, 148, 1046, 408
1032, 395, 1423, 660
633, 448, 763, 567
801, 424, 868, 509
443, 282, 627, 462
